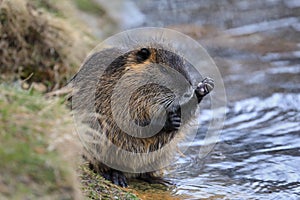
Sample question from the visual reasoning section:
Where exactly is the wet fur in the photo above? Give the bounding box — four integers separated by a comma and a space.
71, 47, 211, 186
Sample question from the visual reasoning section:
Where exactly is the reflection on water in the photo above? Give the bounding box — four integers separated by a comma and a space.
129, 0, 300, 199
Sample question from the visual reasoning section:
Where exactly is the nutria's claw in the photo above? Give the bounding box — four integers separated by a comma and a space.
164, 112, 181, 131
196, 77, 214, 96
103, 170, 128, 187
197, 77, 214, 95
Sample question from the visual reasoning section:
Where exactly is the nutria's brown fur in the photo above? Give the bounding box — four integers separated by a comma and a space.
71, 46, 214, 187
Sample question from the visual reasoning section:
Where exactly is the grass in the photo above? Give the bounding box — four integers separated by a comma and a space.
0, 85, 78, 199
79, 164, 140, 200
73, 0, 105, 15
31, 0, 63, 17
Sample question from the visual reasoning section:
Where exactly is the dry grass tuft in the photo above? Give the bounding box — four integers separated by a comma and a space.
0, 0, 93, 90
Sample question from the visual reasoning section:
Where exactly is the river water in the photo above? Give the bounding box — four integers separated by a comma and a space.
127, 0, 300, 199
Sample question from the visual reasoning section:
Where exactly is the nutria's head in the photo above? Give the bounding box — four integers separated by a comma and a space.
101, 47, 198, 106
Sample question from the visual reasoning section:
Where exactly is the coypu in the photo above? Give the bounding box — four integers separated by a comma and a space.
71, 46, 214, 187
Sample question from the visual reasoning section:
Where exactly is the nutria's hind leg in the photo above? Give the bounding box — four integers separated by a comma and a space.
195, 77, 214, 103
103, 170, 128, 187
88, 161, 128, 187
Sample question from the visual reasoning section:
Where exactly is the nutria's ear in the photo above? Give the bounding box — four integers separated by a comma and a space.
136, 48, 151, 63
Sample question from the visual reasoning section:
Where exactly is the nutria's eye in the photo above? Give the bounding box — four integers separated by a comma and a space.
136, 48, 150, 63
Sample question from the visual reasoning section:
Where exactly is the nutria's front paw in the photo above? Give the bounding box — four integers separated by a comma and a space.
102, 170, 128, 187
195, 77, 214, 102
164, 111, 181, 131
